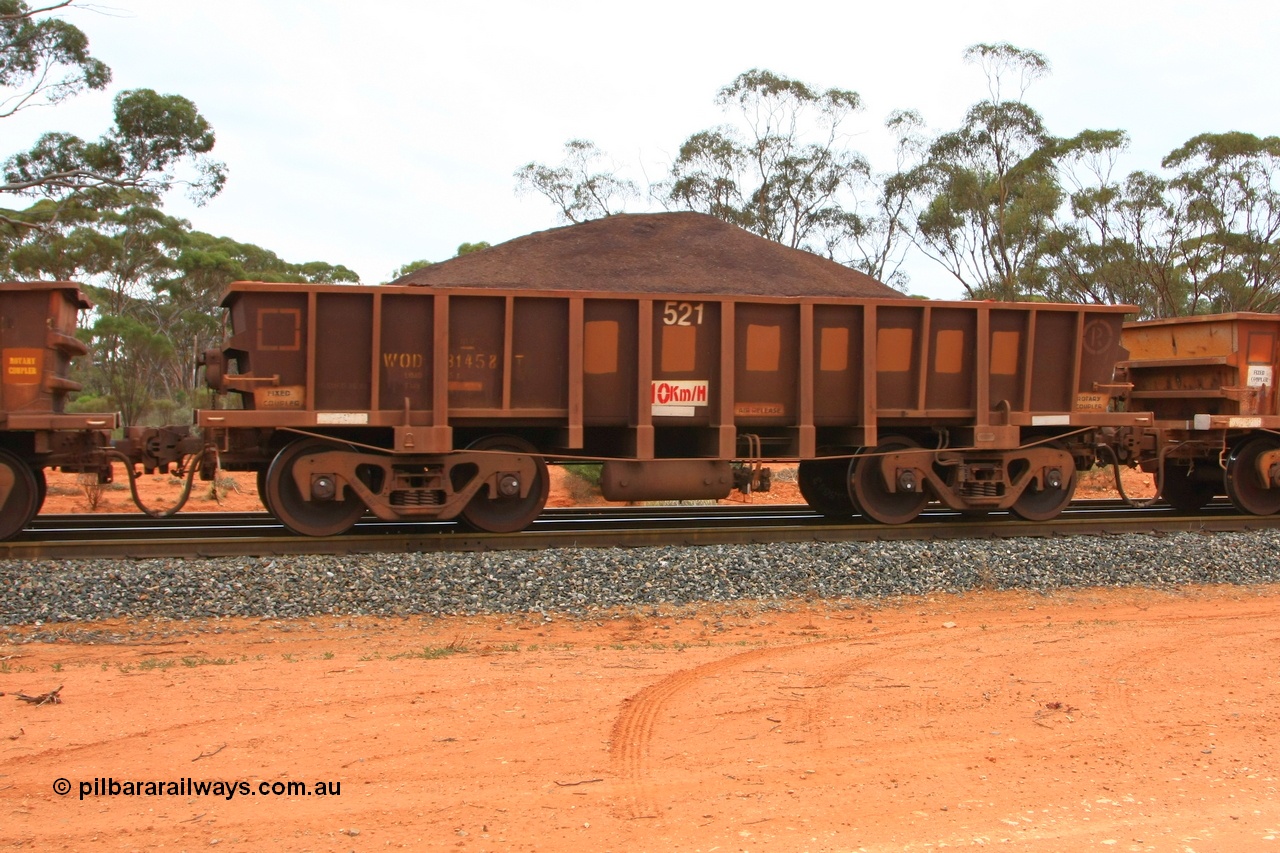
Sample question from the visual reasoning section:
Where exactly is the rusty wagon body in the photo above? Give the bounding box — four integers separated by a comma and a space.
193, 281, 1144, 534
1120, 313, 1280, 514
0, 282, 121, 538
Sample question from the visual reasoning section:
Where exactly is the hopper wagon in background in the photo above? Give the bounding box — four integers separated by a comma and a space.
198, 281, 1145, 535
1120, 313, 1280, 515
0, 282, 120, 539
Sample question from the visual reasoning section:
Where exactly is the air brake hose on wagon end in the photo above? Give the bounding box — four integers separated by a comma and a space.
107, 447, 205, 518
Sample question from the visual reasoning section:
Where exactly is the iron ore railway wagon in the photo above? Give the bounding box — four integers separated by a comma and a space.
0, 282, 121, 540
1120, 313, 1280, 515
195, 281, 1144, 535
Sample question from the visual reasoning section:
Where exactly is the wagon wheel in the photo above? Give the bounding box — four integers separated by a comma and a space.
1225, 435, 1280, 516
256, 468, 274, 516
797, 457, 857, 517
265, 440, 367, 537
1010, 443, 1077, 522
1159, 460, 1219, 513
457, 435, 549, 534
33, 466, 47, 515
851, 437, 929, 525
0, 448, 41, 541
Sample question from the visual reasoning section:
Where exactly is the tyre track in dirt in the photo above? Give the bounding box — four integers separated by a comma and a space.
606, 621, 1027, 820
605, 604, 1280, 823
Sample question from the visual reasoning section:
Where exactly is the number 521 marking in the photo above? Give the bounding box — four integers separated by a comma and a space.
662, 301, 705, 326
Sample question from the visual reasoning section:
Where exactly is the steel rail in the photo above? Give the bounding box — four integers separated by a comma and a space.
2, 501, 1274, 561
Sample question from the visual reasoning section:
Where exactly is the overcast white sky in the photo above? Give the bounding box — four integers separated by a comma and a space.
8, 0, 1278, 298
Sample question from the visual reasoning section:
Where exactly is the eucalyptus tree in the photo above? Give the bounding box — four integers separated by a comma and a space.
665, 69, 871, 252
515, 139, 639, 223
1041, 135, 1196, 318
514, 70, 917, 290
1041, 131, 1280, 318
1, 1, 225, 234
837, 109, 928, 290
1161, 132, 1280, 313
908, 43, 1060, 300
0, 0, 108, 119
1038, 129, 1153, 309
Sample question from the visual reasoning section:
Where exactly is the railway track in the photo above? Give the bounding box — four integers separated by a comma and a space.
3, 500, 1276, 560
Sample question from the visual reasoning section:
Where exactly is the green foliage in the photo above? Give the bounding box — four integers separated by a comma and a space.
562, 463, 602, 487
0, 0, 110, 117
4, 87, 226, 212
665, 68, 874, 255
515, 139, 639, 223
963, 42, 1050, 102
1041, 130, 1280, 316
174, 231, 359, 287
1161, 132, 1280, 313
391, 244, 491, 280
84, 308, 174, 426
0, 1, 225, 238
64, 391, 109, 413
907, 45, 1061, 300
392, 258, 432, 278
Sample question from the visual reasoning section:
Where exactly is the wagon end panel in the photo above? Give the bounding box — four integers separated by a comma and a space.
219, 286, 310, 411
1123, 313, 1280, 423
1077, 309, 1131, 411
0, 282, 91, 416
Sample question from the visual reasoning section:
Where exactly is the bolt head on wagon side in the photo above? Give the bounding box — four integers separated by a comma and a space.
199, 280, 1146, 535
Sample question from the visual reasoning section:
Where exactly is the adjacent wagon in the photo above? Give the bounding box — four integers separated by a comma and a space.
1121, 313, 1280, 514
0, 282, 120, 538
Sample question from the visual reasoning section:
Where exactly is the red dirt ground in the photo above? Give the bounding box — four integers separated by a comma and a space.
17, 462, 1251, 852
3, 587, 1277, 851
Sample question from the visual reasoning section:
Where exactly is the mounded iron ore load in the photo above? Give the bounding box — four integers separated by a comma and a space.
195, 214, 1145, 535
392, 212, 904, 298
